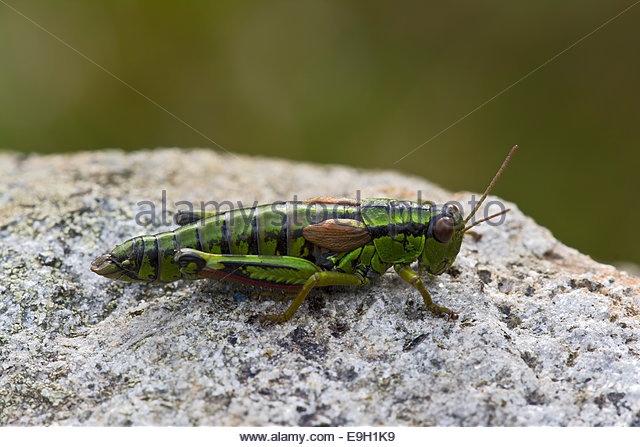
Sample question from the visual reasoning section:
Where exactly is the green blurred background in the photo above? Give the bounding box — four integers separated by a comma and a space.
1, 1, 638, 266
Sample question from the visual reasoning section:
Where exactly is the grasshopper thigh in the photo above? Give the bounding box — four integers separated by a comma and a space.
174, 248, 322, 289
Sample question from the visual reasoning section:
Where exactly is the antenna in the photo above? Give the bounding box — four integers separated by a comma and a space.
463, 144, 518, 226
464, 209, 510, 233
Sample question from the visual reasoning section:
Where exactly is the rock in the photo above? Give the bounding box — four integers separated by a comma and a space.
0, 148, 638, 426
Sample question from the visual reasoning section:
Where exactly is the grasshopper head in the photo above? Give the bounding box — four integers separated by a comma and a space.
419, 204, 465, 275
419, 145, 519, 276
91, 238, 148, 282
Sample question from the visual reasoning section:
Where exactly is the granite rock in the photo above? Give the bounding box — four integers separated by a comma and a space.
0, 148, 638, 426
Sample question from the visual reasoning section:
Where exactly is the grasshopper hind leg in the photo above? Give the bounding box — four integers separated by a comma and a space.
260, 271, 366, 324
175, 248, 366, 323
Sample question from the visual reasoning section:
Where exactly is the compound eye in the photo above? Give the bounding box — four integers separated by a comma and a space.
434, 217, 454, 243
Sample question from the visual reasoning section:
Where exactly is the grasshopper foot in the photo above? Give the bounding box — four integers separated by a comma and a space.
444, 308, 459, 321
428, 304, 458, 321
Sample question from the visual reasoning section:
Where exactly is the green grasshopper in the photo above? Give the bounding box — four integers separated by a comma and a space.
92, 146, 517, 323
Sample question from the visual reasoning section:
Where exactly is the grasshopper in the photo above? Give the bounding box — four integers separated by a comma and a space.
92, 146, 517, 323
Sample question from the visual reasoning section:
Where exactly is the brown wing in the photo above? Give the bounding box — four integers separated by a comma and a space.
302, 219, 372, 252
303, 197, 361, 206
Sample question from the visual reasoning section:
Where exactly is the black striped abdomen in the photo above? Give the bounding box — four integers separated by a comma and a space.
153, 201, 366, 281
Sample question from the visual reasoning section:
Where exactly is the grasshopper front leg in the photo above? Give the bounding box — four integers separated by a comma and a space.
395, 264, 458, 320
175, 248, 365, 323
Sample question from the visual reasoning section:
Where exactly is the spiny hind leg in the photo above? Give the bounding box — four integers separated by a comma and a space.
174, 248, 323, 285
261, 271, 367, 324
175, 248, 337, 322
394, 264, 458, 320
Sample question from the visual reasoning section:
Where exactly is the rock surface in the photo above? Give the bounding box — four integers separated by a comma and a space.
1, 148, 639, 426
